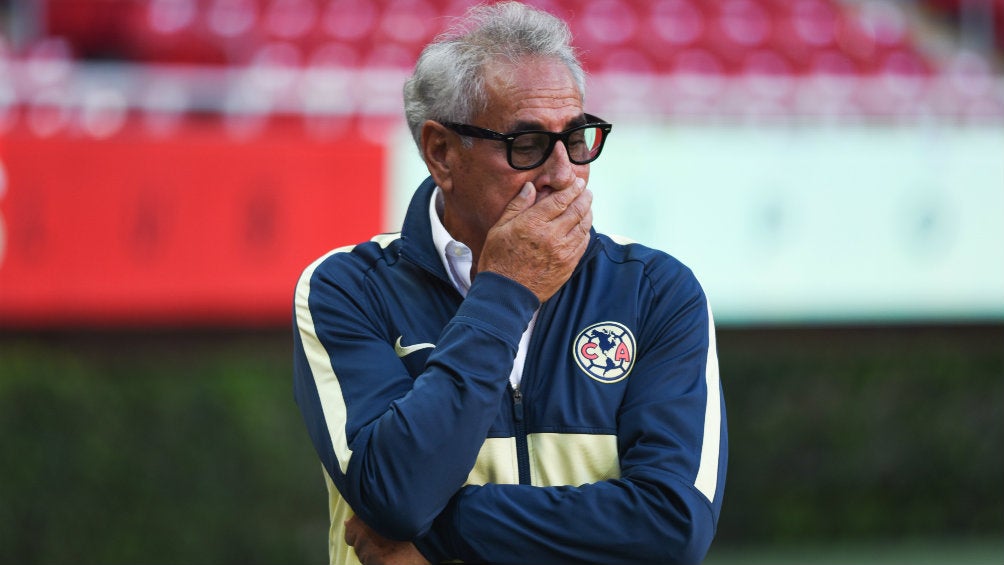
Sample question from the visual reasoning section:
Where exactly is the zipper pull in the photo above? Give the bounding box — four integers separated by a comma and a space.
512, 387, 524, 422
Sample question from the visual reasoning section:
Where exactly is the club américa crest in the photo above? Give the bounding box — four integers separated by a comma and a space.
573, 321, 636, 383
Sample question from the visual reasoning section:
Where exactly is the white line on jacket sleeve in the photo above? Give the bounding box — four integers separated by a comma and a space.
694, 303, 722, 502
296, 246, 355, 475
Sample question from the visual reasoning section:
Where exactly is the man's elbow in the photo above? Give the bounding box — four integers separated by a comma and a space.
637, 495, 718, 565
355, 492, 441, 541
666, 506, 717, 565
673, 525, 715, 565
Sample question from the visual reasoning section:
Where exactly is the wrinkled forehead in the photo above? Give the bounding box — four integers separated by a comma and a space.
477, 56, 585, 131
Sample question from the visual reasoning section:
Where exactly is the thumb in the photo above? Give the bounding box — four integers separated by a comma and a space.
496, 182, 535, 226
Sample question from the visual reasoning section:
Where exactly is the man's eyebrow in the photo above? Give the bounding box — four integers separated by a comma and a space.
509, 114, 588, 133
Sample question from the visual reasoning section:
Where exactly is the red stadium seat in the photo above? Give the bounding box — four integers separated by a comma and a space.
206, 0, 259, 39
643, 0, 711, 73
809, 48, 860, 76
879, 47, 932, 77
596, 47, 656, 74
264, 0, 320, 40
364, 42, 421, 69
322, 0, 379, 42
718, 0, 772, 48
14, 0, 987, 123
649, 0, 707, 48
703, 0, 774, 72
672, 47, 727, 76
741, 48, 794, 77
576, 0, 641, 48
791, 0, 840, 48
120, 0, 230, 65
378, 0, 438, 45
32, 0, 953, 77
309, 41, 362, 69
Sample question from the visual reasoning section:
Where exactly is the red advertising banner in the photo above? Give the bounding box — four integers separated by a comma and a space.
0, 118, 385, 328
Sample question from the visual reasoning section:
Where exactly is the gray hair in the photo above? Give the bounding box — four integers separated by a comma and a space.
402, 1, 586, 148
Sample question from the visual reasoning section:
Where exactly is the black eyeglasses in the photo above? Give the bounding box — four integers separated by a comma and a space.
440, 114, 613, 170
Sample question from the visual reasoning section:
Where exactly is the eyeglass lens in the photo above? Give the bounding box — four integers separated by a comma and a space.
510, 125, 605, 168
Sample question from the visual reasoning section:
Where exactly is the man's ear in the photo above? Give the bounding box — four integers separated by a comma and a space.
421, 120, 454, 192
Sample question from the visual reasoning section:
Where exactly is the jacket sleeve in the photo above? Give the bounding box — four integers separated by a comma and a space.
293, 251, 539, 541
415, 263, 728, 565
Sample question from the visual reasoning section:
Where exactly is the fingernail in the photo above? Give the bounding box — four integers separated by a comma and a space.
522, 182, 533, 197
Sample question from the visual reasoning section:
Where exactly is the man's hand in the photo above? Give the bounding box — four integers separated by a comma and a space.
344, 516, 431, 565
479, 178, 593, 303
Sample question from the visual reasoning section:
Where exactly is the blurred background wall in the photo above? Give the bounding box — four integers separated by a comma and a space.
1, 0, 1002, 563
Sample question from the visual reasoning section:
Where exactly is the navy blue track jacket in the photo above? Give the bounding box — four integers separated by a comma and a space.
293, 177, 728, 565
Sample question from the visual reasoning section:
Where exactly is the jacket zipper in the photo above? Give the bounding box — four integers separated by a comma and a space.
510, 297, 554, 487
511, 385, 531, 485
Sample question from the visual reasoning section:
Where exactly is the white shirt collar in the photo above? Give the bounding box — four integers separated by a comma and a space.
429, 187, 473, 297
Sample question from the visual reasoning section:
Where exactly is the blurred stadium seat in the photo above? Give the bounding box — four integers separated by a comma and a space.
0, 7, 989, 148
22, 0, 955, 72
0, 0, 997, 129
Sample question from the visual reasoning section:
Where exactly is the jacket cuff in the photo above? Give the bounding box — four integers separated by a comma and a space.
454, 271, 539, 346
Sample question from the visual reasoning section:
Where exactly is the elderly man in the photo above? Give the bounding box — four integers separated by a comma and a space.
292, 2, 727, 564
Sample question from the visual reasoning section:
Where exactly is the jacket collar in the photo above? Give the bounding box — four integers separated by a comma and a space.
400, 177, 451, 282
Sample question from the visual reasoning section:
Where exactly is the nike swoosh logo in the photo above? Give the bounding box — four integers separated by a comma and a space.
394, 336, 435, 358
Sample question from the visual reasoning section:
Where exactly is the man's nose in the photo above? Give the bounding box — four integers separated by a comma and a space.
539, 139, 576, 189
